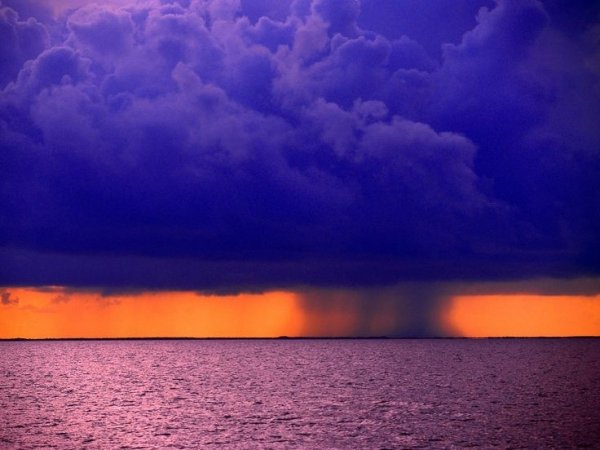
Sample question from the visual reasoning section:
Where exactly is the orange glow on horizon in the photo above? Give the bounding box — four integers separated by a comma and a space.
445, 294, 600, 337
1, 287, 599, 338
0, 288, 304, 339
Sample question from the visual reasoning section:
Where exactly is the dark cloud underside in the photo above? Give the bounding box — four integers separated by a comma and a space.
0, 0, 599, 291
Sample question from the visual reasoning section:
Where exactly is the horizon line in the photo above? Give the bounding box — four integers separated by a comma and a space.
1, 336, 599, 341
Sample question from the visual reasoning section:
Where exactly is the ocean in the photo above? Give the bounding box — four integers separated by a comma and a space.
1, 339, 599, 448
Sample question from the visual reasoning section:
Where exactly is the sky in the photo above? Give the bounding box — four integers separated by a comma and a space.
0, 0, 599, 337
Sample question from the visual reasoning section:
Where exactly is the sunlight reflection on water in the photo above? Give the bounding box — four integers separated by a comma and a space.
1, 339, 599, 448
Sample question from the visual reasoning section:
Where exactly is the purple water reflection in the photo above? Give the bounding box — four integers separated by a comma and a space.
1, 339, 599, 448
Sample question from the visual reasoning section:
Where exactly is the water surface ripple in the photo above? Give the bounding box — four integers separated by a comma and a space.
1, 339, 599, 448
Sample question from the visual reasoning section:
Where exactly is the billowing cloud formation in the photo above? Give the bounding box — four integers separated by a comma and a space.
0, 6, 48, 87
1, 0, 599, 291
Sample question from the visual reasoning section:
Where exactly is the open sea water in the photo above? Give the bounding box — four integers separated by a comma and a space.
1, 339, 599, 449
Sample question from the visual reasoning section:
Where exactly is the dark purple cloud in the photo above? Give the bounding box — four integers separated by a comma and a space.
0, 6, 48, 88
0, 0, 598, 291
359, 0, 495, 57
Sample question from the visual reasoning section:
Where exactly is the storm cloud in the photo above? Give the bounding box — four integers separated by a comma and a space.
1, 0, 599, 291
